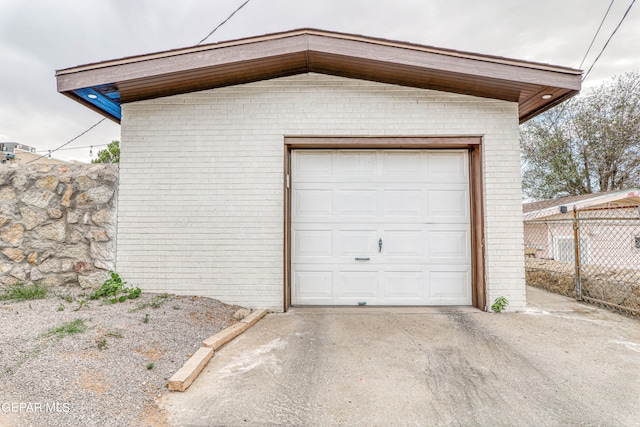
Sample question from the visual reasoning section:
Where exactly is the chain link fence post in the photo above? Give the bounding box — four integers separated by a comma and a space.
525, 204, 640, 316
573, 207, 583, 300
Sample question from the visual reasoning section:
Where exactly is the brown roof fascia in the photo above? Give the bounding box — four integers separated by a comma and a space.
55, 28, 582, 122
56, 35, 310, 92
56, 28, 581, 77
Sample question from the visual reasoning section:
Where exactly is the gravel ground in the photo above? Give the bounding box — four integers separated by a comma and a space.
0, 288, 242, 427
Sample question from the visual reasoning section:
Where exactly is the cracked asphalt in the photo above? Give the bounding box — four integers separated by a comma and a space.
162, 287, 640, 426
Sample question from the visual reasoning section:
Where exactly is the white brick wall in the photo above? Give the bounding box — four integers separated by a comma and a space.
119, 73, 525, 312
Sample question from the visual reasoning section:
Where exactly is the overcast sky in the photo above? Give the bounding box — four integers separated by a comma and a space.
1, 0, 639, 162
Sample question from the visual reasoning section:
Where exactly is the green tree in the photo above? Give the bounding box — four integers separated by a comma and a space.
521, 71, 640, 200
92, 140, 120, 163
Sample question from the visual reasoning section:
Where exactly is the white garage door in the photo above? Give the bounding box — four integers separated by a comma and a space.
291, 149, 472, 306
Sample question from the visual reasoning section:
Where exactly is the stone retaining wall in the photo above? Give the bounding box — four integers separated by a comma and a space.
0, 163, 118, 289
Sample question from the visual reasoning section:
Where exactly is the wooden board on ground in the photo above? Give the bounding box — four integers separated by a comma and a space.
167, 347, 214, 392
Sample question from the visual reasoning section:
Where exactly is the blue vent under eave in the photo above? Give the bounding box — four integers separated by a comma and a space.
73, 86, 122, 121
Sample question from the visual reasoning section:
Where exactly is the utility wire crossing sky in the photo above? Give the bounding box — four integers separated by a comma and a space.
0, 0, 638, 162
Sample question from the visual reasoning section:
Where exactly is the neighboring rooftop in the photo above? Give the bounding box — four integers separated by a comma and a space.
0, 142, 77, 165
56, 28, 582, 124
1, 142, 36, 154
523, 189, 640, 219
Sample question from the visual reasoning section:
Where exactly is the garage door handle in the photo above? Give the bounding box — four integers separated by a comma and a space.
355, 257, 370, 261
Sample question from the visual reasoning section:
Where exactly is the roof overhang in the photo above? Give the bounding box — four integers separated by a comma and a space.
56, 28, 582, 124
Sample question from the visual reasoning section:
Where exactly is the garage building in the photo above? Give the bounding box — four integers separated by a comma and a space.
56, 29, 582, 312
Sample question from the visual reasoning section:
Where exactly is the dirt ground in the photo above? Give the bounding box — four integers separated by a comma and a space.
0, 289, 241, 427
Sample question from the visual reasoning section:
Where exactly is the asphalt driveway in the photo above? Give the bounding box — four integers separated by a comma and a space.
162, 287, 640, 426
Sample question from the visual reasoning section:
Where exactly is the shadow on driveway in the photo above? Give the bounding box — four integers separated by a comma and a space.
162, 287, 640, 426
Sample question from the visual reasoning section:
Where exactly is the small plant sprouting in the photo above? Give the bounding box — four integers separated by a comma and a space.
96, 337, 108, 351
130, 302, 150, 312
146, 362, 154, 370
73, 300, 87, 311
0, 282, 48, 302
57, 304, 65, 312
130, 294, 171, 312
491, 296, 509, 313
151, 293, 170, 309
58, 293, 74, 303
106, 331, 123, 339
89, 271, 141, 304
44, 318, 88, 340
143, 314, 150, 324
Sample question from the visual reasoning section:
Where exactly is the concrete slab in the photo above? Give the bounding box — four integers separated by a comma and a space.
162, 287, 640, 426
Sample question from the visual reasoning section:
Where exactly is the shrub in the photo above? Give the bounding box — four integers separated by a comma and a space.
88, 271, 141, 303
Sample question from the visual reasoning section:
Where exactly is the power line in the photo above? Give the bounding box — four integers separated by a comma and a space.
197, 0, 251, 45
26, 118, 106, 164
546, 0, 635, 120
579, 0, 616, 69
545, 2, 616, 121
583, 0, 636, 82
35, 143, 109, 154
28, 0, 252, 163
546, 0, 629, 121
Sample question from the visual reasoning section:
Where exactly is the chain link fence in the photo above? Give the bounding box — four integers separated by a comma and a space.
524, 205, 640, 316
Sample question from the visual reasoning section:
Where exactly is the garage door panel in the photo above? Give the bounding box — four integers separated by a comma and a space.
338, 190, 378, 217
428, 267, 471, 304
338, 151, 377, 177
294, 270, 334, 303
382, 230, 424, 258
427, 189, 469, 221
293, 230, 333, 258
383, 190, 423, 218
294, 151, 333, 180
427, 151, 469, 182
294, 189, 333, 217
337, 271, 379, 299
339, 229, 377, 257
382, 271, 425, 299
382, 151, 422, 178
427, 227, 470, 263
